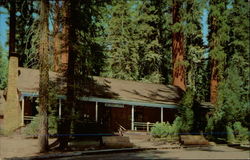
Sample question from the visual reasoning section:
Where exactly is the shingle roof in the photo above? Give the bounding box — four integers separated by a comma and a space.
17, 67, 183, 105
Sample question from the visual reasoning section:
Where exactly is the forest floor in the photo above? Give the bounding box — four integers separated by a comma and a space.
0, 134, 249, 159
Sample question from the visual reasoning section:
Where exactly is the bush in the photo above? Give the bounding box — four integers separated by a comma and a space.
226, 122, 249, 144
23, 115, 58, 137
226, 125, 235, 143
232, 122, 249, 144
150, 120, 180, 140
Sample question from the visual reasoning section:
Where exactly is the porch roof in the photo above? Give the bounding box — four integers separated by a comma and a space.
17, 67, 183, 108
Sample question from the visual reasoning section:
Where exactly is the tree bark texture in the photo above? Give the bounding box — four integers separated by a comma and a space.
58, 0, 77, 150
210, 59, 218, 104
53, 0, 60, 72
172, 0, 186, 91
38, 0, 49, 153
61, 0, 69, 72
210, 15, 218, 104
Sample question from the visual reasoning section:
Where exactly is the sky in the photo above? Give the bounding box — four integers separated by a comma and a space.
0, 7, 8, 51
0, 6, 209, 53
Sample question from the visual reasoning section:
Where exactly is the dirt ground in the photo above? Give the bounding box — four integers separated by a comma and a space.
0, 135, 249, 159
58, 147, 250, 160
0, 135, 56, 159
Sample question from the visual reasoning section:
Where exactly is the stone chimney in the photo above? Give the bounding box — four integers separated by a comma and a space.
3, 53, 21, 134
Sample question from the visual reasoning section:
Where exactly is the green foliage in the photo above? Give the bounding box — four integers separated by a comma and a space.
23, 115, 58, 137
205, 0, 250, 144
15, 0, 39, 68
226, 125, 235, 143
102, 0, 172, 83
208, 0, 230, 79
233, 122, 249, 144
226, 122, 249, 144
0, 46, 8, 89
102, 0, 140, 80
150, 121, 178, 140
177, 89, 195, 132
206, 60, 250, 141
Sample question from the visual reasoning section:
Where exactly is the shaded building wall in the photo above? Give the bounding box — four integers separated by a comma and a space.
141, 107, 161, 123
163, 108, 178, 123
76, 101, 96, 122
110, 105, 131, 131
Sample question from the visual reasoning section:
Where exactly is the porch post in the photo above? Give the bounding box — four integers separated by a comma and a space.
95, 101, 98, 122
161, 107, 163, 123
131, 105, 134, 130
59, 98, 62, 118
21, 97, 24, 126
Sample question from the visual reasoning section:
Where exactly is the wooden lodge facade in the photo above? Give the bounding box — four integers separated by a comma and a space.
0, 56, 183, 133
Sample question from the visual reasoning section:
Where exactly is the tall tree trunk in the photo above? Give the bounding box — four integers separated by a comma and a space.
53, 0, 60, 72
172, 0, 186, 91
209, 11, 219, 104
38, 0, 49, 153
9, 0, 16, 55
58, 0, 76, 150
210, 59, 218, 104
61, 0, 69, 72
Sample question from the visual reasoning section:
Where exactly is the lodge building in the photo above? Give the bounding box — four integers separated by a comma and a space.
0, 54, 183, 134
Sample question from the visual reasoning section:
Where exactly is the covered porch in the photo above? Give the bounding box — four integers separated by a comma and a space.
20, 92, 178, 132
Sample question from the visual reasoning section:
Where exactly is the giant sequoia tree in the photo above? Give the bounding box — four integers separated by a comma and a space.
208, 0, 229, 104
171, 0, 185, 91
53, 0, 61, 72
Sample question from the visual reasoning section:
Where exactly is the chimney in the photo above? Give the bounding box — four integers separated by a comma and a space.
3, 53, 21, 134
2, 0, 21, 134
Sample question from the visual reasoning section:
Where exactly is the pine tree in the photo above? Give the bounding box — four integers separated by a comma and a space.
103, 0, 139, 80
15, 0, 39, 68
208, 0, 229, 104
183, 0, 207, 102
135, 0, 163, 83
217, 0, 250, 128
206, 0, 250, 141
38, 0, 49, 152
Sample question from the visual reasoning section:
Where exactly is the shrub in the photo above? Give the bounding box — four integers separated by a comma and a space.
226, 125, 235, 143
225, 122, 249, 144
23, 115, 58, 137
150, 120, 180, 140
232, 122, 249, 144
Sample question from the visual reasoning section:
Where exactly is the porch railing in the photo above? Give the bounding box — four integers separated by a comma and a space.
24, 116, 35, 121
134, 122, 155, 132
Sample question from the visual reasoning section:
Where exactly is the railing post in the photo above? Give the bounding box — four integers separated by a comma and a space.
161, 107, 163, 122
147, 122, 149, 132
131, 105, 134, 130
59, 98, 62, 119
21, 97, 24, 126
95, 101, 98, 122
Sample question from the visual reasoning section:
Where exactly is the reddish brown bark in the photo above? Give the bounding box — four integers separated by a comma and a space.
172, 0, 186, 91
61, 1, 69, 72
209, 15, 219, 104
58, 0, 77, 150
210, 59, 218, 104
53, 0, 60, 72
